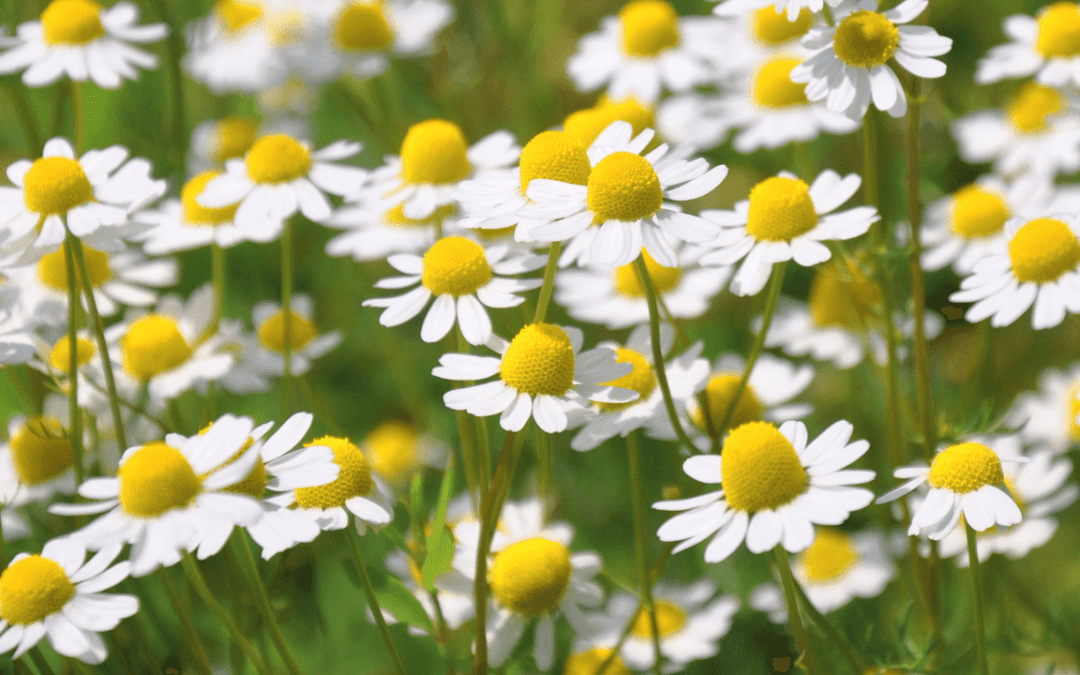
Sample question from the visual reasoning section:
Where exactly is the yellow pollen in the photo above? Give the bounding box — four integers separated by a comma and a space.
619, 0, 680, 57
183, 172, 240, 226
294, 437, 374, 509
753, 6, 814, 45
753, 57, 809, 108
364, 420, 420, 484
9, 416, 73, 485
614, 249, 682, 297
950, 184, 1009, 239
334, 2, 395, 51
1008, 217, 1080, 283
721, 421, 808, 512
384, 203, 455, 228
630, 600, 687, 638
121, 315, 193, 381
0, 556, 75, 626
597, 348, 655, 412
421, 236, 493, 296
244, 134, 311, 184
41, 0, 104, 46
49, 336, 95, 374
500, 323, 576, 396
588, 152, 662, 223
23, 157, 94, 216
216, 0, 264, 32
833, 11, 900, 67
1037, 2, 1080, 58
563, 649, 631, 675
211, 117, 258, 164
927, 442, 1005, 494
1007, 83, 1064, 133
691, 373, 764, 433
257, 309, 317, 352
746, 176, 817, 242
37, 241, 111, 292
400, 120, 472, 185
563, 98, 654, 146
119, 442, 202, 517
519, 131, 591, 194
808, 261, 882, 329
798, 528, 858, 581
488, 538, 572, 617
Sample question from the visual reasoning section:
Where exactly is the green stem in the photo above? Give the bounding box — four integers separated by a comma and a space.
158, 571, 214, 675
532, 242, 561, 323
627, 432, 663, 675
63, 240, 85, 486
346, 527, 408, 675
233, 535, 304, 675
29, 648, 57, 675
535, 426, 553, 513
792, 577, 869, 674
773, 547, 820, 675
281, 218, 295, 415
211, 243, 226, 334
966, 524, 991, 675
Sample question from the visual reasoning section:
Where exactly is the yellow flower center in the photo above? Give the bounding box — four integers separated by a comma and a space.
9, 416, 73, 485
400, 120, 472, 185
597, 348, 655, 412
587, 152, 663, 223
183, 172, 240, 226
500, 323, 576, 396
1008, 217, 1080, 283
753, 6, 814, 45
833, 11, 899, 67
119, 442, 203, 517
49, 336, 95, 374
519, 131, 592, 194
421, 236, 493, 296
927, 442, 1005, 494
41, 0, 104, 46
614, 249, 681, 297
753, 57, 809, 108
950, 184, 1010, 239
691, 373, 764, 433
211, 117, 258, 164
563, 98, 654, 147
1007, 82, 1064, 133
244, 134, 311, 184
721, 421, 808, 512
630, 600, 687, 638
563, 649, 631, 675
121, 315, 193, 381
334, 2, 395, 52
216, 0, 264, 32
294, 437, 374, 509
488, 538, 572, 617
37, 242, 111, 291
195, 430, 266, 498
23, 157, 94, 216
797, 528, 858, 582
364, 421, 420, 484
257, 309, 317, 352
619, 0, 680, 57
745, 176, 817, 242
384, 203, 455, 228
0, 556, 75, 625
1037, 2, 1080, 58
808, 261, 882, 329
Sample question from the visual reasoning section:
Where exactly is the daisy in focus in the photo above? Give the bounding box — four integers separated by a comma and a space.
976, 3, 1080, 87
1006, 363, 1080, 453
248, 294, 342, 376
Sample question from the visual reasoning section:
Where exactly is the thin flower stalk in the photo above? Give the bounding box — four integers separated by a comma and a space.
347, 525, 408, 675
281, 218, 296, 414
627, 431, 663, 675
232, 535, 304, 675
533, 242, 561, 323
774, 546, 821, 675
63, 237, 85, 485
159, 570, 214, 675
966, 524, 991, 675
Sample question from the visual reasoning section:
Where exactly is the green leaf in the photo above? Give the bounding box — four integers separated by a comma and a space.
375, 576, 434, 635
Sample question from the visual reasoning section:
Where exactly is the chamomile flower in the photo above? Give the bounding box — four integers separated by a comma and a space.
0, 538, 137, 663
949, 214, 1080, 329
0, 414, 77, 508
363, 238, 544, 346
790, 0, 951, 121
361, 420, 447, 490
561, 648, 633, 675
323, 198, 454, 261
248, 295, 342, 376
131, 171, 260, 253
976, 3, 1080, 87
433, 323, 639, 433
0, 0, 167, 89
699, 170, 878, 296
656, 420, 875, 562
522, 122, 727, 268
1006, 363, 1080, 453
189, 116, 259, 174
563, 97, 656, 147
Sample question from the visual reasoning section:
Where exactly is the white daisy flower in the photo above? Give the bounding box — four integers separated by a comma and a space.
713, 0, 842, 22
323, 197, 454, 262
655, 419, 876, 562
562, 96, 656, 148
48, 414, 267, 576
0, 538, 138, 663
790, 0, 952, 121
363, 238, 544, 346
432, 323, 639, 433
876, 435, 1027, 541
1006, 363, 1080, 454
560, 647, 634, 675
522, 122, 728, 269
0, 0, 166, 89
247, 294, 342, 377
975, 3, 1080, 87
707, 0, 820, 74
0, 414, 77, 508
570, 324, 710, 452
188, 116, 259, 174
949, 214, 1080, 329
699, 170, 878, 296
360, 420, 447, 491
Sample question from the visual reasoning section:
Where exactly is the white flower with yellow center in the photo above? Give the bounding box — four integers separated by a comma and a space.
1006, 363, 1080, 454
877, 436, 1027, 541
790, 0, 952, 121
976, 3, 1080, 87
0, 0, 166, 88
189, 116, 259, 173
0, 538, 137, 664
324, 198, 455, 261
655, 419, 875, 562
949, 214, 1080, 329
433, 323, 639, 433
48, 414, 266, 576
700, 170, 878, 296
0, 414, 77, 508
244, 294, 342, 377
30, 331, 143, 419
522, 122, 727, 269
708, 0, 819, 71
561, 647, 634, 675
361, 420, 446, 491
566, 0, 727, 104
132, 171, 259, 253
0, 138, 165, 260
563, 97, 656, 148
571, 324, 710, 452
363, 237, 544, 346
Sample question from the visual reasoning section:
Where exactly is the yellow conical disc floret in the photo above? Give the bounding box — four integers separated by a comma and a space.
1007, 83, 1064, 133
630, 600, 686, 638
1037, 2, 1080, 58
335, 2, 395, 51
401, 120, 472, 185
808, 261, 882, 329
833, 11, 899, 67
49, 336, 95, 374
211, 117, 258, 164
753, 57, 809, 108
121, 315, 193, 381
692, 373, 765, 432
183, 172, 240, 225
257, 309, 317, 352
364, 420, 420, 484
563, 649, 631, 675
563, 98, 654, 147
721, 421, 808, 512
798, 528, 857, 581
1008, 217, 1080, 283
421, 236, 493, 296
927, 442, 1004, 493
488, 537, 572, 616
0, 556, 75, 625
500, 323, 576, 396
9, 416, 74, 485
519, 131, 592, 194
294, 437, 375, 509
753, 6, 814, 46
118, 442, 203, 517
619, 0, 680, 57
195, 427, 266, 498
598, 348, 655, 411
37, 242, 111, 291
746, 176, 817, 242
588, 152, 662, 223
614, 249, 681, 297
950, 184, 1010, 239
23, 157, 94, 215
41, 0, 104, 46
217, 0, 264, 32
245, 134, 311, 184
